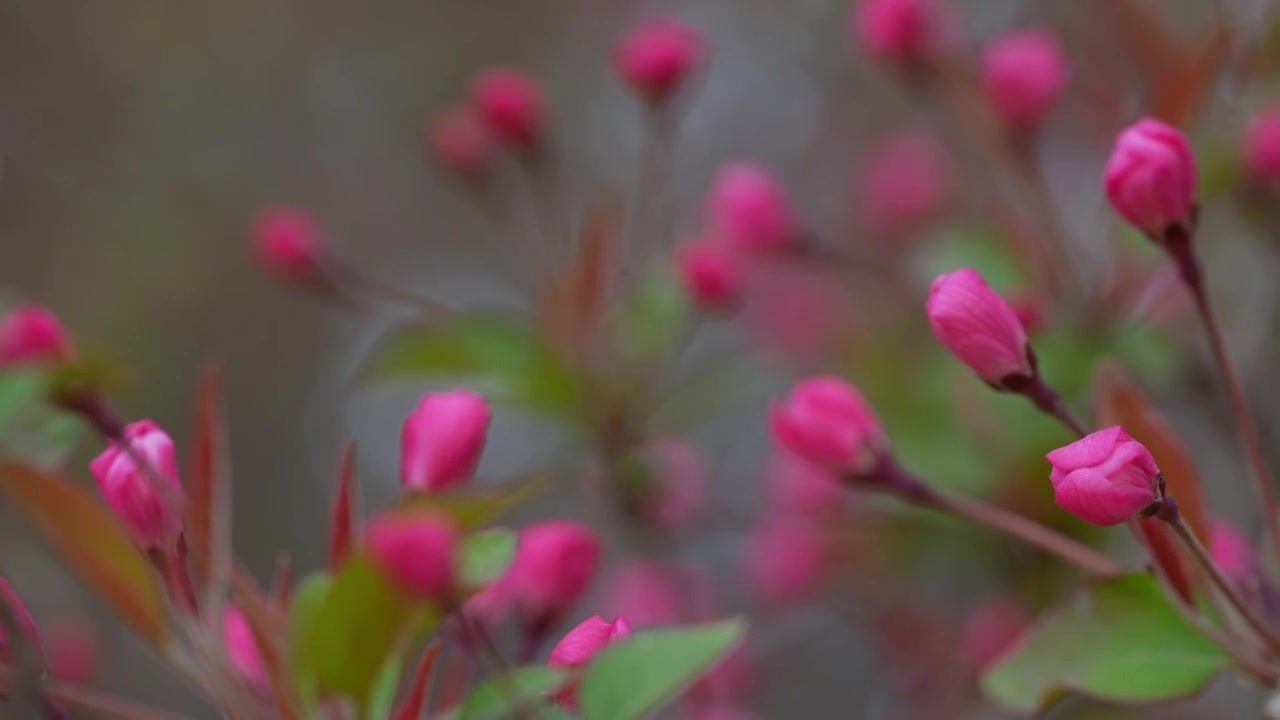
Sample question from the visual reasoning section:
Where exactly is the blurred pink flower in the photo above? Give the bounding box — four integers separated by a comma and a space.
615, 18, 704, 104
428, 106, 496, 182
400, 390, 492, 493
548, 616, 632, 707
927, 268, 1031, 386
1244, 109, 1280, 183
1211, 520, 1258, 584
0, 305, 73, 367
89, 420, 185, 550
742, 261, 851, 363
706, 162, 797, 254
1046, 427, 1161, 526
471, 68, 545, 150
770, 376, 885, 474
746, 515, 828, 606
366, 513, 458, 602
852, 0, 953, 65
635, 436, 708, 528
509, 521, 601, 625
676, 238, 744, 312
981, 29, 1068, 133
223, 606, 266, 689
45, 616, 98, 684
858, 133, 950, 236
766, 453, 847, 520
1103, 118, 1197, 237
252, 207, 321, 280
606, 560, 684, 628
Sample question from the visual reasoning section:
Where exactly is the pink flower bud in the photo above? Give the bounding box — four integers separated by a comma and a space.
400, 390, 492, 493
1243, 109, 1280, 183
769, 376, 885, 473
676, 238, 744, 311
428, 106, 496, 181
1103, 118, 1197, 237
1210, 520, 1258, 584
471, 68, 545, 150
926, 268, 1031, 386
252, 207, 321, 279
746, 515, 827, 606
223, 606, 266, 689
857, 133, 950, 235
1046, 426, 1161, 526
46, 617, 98, 684
981, 30, 1068, 133
614, 18, 704, 104
0, 578, 41, 664
89, 420, 184, 550
706, 162, 796, 254
633, 437, 708, 529
366, 513, 459, 602
606, 560, 684, 628
852, 0, 951, 65
0, 305, 73, 367
509, 521, 601, 623
548, 616, 632, 707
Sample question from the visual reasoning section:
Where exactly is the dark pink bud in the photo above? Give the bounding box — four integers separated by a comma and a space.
428, 106, 496, 181
858, 133, 950, 235
0, 305, 73, 367
548, 616, 632, 707
614, 18, 704, 104
981, 30, 1068, 133
1103, 118, 1197, 237
927, 268, 1031, 386
509, 521, 601, 624
252, 207, 321, 279
852, 0, 952, 65
676, 238, 744, 311
88, 420, 184, 550
366, 513, 459, 602
746, 515, 827, 606
1243, 109, 1280, 183
705, 162, 796, 254
769, 376, 885, 473
471, 68, 545, 150
0, 578, 41, 664
223, 606, 267, 689
1046, 426, 1161, 526
400, 390, 492, 493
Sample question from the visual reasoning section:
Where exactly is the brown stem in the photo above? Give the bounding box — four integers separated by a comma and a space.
1009, 372, 1089, 439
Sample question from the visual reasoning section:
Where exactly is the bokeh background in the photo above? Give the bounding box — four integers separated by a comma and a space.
4, 0, 1280, 717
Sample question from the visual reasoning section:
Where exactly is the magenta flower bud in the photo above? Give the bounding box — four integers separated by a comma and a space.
614, 18, 704, 104
548, 616, 632, 707
471, 68, 545, 150
858, 133, 950, 235
0, 305, 74, 367
222, 606, 266, 689
769, 376, 885, 474
676, 238, 744, 312
1210, 520, 1258, 584
1103, 118, 1197, 238
366, 513, 459, 602
852, 0, 951, 65
428, 106, 496, 182
981, 30, 1068, 134
89, 420, 185, 550
1046, 426, 1161, 526
252, 207, 321, 280
400, 390, 492, 493
926, 268, 1031, 387
705, 162, 797, 254
1243, 109, 1280, 183
0, 578, 41, 664
746, 515, 827, 606
509, 521, 601, 623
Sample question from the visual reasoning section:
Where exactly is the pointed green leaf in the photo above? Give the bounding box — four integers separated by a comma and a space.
460, 529, 518, 589
458, 666, 567, 720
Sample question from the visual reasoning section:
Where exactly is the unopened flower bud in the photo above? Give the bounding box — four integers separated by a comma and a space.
223, 607, 267, 689
428, 106, 496, 182
0, 305, 73, 367
769, 376, 885, 474
1046, 426, 1161, 526
252, 207, 322, 280
614, 18, 704, 105
509, 521, 601, 626
400, 390, 492, 493
1244, 109, 1280, 183
981, 30, 1068, 134
926, 268, 1032, 387
1103, 118, 1197, 239
676, 238, 744, 311
851, 0, 952, 65
471, 68, 545, 150
89, 420, 184, 550
366, 513, 459, 602
706, 162, 797, 254
548, 616, 632, 707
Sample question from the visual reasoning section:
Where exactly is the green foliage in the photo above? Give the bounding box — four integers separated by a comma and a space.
0, 370, 80, 467
612, 265, 690, 363
364, 312, 582, 420
288, 574, 332, 708
394, 473, 549, 530
457, 666, 568, 720
460, 528, 518, 590
982, 573, 1230, 714
578, 618, 747, 720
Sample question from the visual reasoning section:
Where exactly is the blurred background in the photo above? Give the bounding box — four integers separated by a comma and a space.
3, 0, 1280, 717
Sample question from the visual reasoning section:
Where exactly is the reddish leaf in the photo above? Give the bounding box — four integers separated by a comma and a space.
329, 444, 359, 572
430, 654, 468, 714
271, 554, 293, 611
0, 464, 168, 648
535, 201, 618, 358
231, 567, 302, 719
393, 641, 442, 720
1150, 21, 1232, 127
186, 362, 232, 603
1133, 518, 1194, 604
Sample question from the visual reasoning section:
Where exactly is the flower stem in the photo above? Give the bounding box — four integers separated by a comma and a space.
0, 665, 193, 720
453, 607, 538, 720
1011, 373, 1088, 439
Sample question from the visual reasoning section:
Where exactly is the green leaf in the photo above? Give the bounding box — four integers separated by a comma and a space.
612, 266, 690, 362
364, 313, 582, 419
0, 370, 49, 433
458, 666, 567, 720
395, 473, 549, 530
982, 573, 1230, 714
578, 618, 747, 720
288, 574, 333, 708
460, 529, 518, 589
366, 655, 403, 720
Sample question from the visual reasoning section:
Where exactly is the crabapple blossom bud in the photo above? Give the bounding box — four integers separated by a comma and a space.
1211, 520, 1258, 584
428, 106, 495, 181
706, 162, 796, 254
0, 578, 40, 664
926, 268, 1032, 387
746, 515, 827, 605
400, 390, 492, 493
509, 521, 601, 624
548, 616, 632, 706
614, 18, 704, 104
1244, 109, 1280, 183
0, 305, 73, 367
769, 376, 885, 474
858, 133, 950, 235
89, 420, 184, 550
471, 68, 544, 150
253, 207, 321, 280
852, 0, 950, 65
1103, 118, 1197, 238
366, 513, 459, 602
1046, 426, 1161, 526
676, 238, 743, 311
981, 30, 1068, 134
223, 607, 266, 689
